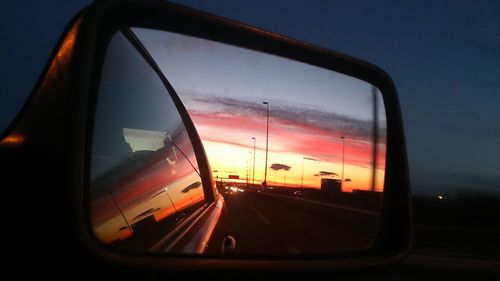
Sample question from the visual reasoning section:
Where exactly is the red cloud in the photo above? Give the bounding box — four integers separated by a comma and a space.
189, 110, 386, 169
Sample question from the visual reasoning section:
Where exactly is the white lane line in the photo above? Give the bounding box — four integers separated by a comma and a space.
299, 197, 379, 216
247, 190, 379, 216
245, 200, 272, 226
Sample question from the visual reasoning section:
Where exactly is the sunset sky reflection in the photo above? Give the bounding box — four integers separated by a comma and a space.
135, 28, 387, 192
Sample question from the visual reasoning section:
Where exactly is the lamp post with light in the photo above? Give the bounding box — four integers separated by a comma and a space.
262, 101, 269, 188
341, 136, 345, 191
252, 137, 256, 186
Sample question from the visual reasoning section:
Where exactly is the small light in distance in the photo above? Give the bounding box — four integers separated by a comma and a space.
437, 195, 444, 200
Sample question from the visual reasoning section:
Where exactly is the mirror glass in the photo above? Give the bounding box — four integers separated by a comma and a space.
90, 27, 386, 256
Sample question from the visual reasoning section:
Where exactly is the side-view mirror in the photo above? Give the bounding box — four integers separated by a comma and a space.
0, 0, 410, 274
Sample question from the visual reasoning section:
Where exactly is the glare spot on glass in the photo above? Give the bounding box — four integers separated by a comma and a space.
0, 134, 25, 146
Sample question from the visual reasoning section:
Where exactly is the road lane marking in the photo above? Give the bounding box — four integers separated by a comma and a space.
247, 190, 379, 216
299, 197, 379, 216
245, 200, 272, 226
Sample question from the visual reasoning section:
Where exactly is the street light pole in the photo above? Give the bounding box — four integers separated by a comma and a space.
252, 137, 256, 186
109, 192, 133, 235
371, 85, 379, 192
262, 101, 269, 188
246, 159, 249, 187
247, 151, 252, 188
301, 157, 305, 189
341, 136, 345, 192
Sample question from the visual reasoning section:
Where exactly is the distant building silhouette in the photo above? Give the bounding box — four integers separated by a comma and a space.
321, 178, 341, 195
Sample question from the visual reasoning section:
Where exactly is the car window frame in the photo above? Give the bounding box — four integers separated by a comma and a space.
84, 26, 218, 253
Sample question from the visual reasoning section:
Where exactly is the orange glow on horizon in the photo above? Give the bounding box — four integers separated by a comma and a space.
192, 110, 386, 192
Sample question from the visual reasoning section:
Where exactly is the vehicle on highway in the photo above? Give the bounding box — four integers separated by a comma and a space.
1, 0, 498, 279
223, 185, 244, 195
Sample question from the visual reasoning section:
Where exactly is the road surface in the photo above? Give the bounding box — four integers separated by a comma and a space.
208, 189, 379, 255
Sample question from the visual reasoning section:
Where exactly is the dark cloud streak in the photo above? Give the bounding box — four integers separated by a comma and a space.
314, 171, 339, 177
270, 163, 291, 171
181, 91, 386, 143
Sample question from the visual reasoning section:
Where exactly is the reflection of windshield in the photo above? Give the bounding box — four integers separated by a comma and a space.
89, 30, 205, 250
124, 127, 177, 152
90, 122, 189, 182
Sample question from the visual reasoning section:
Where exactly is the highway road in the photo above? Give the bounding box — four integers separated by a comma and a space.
208, 189, 380, 255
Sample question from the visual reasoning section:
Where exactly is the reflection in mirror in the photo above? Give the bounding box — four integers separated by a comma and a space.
90, 26, 387, 256
134, 27, 387, 255
90, 31, 205, 252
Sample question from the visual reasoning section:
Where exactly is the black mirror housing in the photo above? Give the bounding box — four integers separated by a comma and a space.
0, 0, 411, 274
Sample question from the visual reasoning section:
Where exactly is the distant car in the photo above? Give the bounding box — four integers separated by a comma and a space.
293, 190, 303, 197
226, 186, 244, 194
